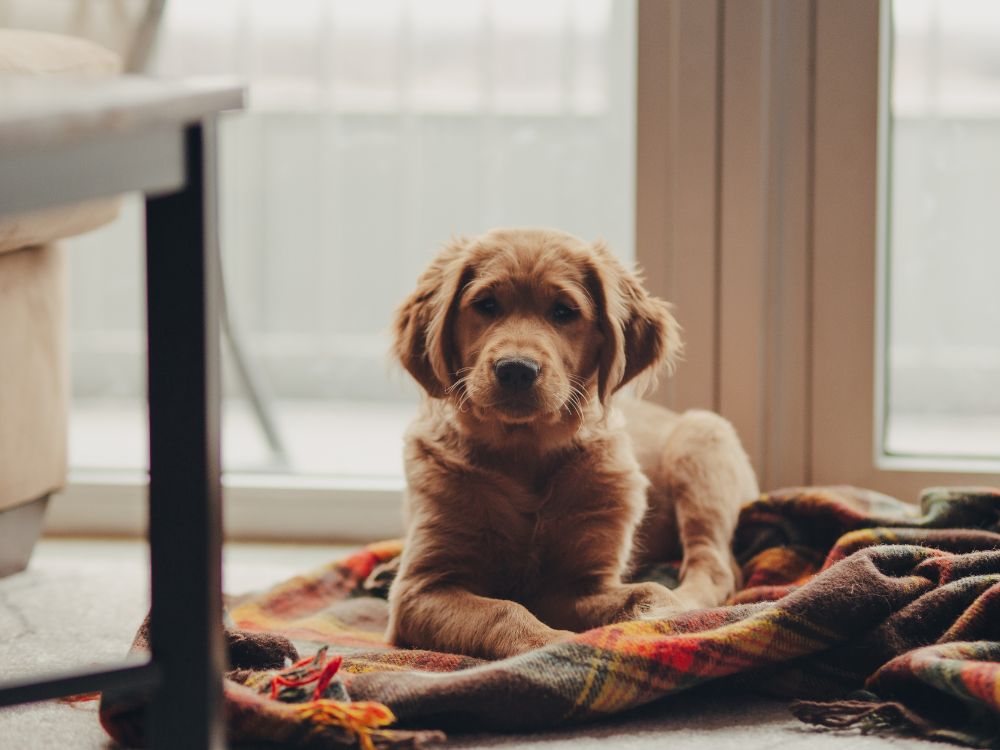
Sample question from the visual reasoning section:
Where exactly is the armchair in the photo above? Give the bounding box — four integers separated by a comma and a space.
0, 29, 121, 576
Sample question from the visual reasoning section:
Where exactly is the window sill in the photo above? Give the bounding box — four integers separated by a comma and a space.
875, 454, 1000, 477
45, 471, 405, 543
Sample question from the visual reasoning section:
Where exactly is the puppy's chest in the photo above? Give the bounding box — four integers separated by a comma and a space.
473, 484, 629, 599
478, 500, 564, 596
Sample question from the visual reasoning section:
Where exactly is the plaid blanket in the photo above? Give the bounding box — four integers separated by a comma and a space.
99, 486, 1000, 748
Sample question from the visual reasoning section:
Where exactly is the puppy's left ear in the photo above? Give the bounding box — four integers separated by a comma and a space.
588, 243, 682, 403
617, 273, 682, 392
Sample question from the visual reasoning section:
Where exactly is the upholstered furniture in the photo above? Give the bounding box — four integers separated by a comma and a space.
0, 29, 122, 576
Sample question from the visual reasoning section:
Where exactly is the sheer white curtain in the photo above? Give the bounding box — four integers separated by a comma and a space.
66, 0, 637, 474
151, 0, 635, 397
151, 0, 620, 114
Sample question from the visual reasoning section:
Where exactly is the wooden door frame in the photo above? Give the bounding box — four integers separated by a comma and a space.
636, 0, 998, 496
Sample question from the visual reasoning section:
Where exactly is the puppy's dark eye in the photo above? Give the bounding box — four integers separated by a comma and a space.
473, 297, 498, 316
550, 302, 580, 323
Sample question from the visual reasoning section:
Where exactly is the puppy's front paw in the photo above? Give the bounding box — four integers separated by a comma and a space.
618, 582, 683, 622
501, 628, 575, 658
638, 603, 687, 622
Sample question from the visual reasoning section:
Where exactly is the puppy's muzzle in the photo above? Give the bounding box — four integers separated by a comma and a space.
493, 357, 540, 393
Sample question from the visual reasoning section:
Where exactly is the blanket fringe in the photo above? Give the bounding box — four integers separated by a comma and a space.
296, 699, 402, 750
264, 647, 431, 750
59, 692, 100, 705
791, 698, 933, 736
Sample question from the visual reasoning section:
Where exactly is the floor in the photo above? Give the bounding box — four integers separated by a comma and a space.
0, 539, 939, 750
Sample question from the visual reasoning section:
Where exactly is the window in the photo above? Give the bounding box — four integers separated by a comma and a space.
55, 0, 639, 536
50, 0, 996, 538
811, 0, 998, 497
882, 0, 1000, 462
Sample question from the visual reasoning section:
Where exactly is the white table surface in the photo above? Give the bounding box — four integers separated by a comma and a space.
0, 75, 244, 148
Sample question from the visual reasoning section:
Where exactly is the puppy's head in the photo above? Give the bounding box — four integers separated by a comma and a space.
394, 228, 681, 439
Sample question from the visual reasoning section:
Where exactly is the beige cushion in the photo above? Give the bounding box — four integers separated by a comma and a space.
0, 29, 120, 76
0, 30, 123, 509
0, 199, 122, 256
0, 245, 67, 511
0, 29, 123, 255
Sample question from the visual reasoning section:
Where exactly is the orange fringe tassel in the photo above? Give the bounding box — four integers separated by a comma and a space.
59, 692, 100, 705
295, 699, 397, 750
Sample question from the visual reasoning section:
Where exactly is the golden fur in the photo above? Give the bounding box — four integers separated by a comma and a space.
387, 228, 759, 659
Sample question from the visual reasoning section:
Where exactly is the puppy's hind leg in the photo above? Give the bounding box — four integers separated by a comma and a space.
645, 410, 758, 617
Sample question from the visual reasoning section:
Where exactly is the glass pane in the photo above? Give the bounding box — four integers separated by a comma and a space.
66, 0, 637, 479
883, 0, 1000, 460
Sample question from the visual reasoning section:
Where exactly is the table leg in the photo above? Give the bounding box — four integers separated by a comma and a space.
144, 122, 225, 749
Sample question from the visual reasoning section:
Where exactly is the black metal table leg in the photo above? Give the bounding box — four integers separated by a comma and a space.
144, 122, 225, 749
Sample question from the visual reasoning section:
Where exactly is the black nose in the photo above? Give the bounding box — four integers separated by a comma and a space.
493, 357, 540, 391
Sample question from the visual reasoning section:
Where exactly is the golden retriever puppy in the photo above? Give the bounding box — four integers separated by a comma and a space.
387, 228, 758, 660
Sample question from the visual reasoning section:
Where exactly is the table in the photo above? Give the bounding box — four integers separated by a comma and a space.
0, 75, 243, 749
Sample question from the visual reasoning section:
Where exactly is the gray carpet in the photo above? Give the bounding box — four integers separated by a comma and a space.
1, 539, 938, 749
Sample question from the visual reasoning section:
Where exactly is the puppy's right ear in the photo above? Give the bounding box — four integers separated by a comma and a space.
393, 239, 469, 398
